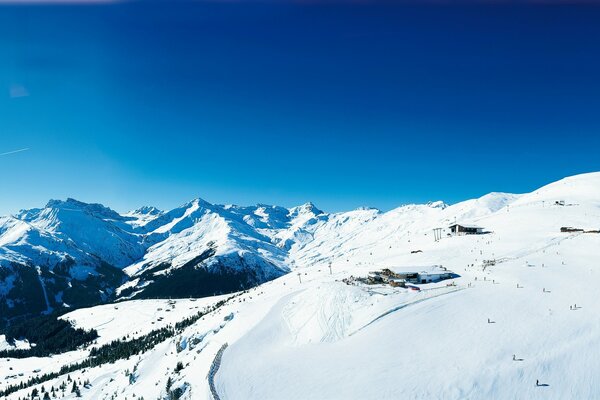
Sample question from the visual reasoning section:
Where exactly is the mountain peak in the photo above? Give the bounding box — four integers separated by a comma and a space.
427, 200, 448, 209
45, 197, 85, 209
290, 202, 323, 216
42, 198, 124, 221
186, 197, 213, 209
355, 206, 380, 212
131, 206, 163, 216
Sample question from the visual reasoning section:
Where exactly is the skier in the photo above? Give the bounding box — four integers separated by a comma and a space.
536, 379, 539, 387
512, 354, 516, 361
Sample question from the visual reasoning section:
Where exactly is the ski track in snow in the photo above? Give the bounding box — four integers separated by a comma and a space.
350, 285, 465, 336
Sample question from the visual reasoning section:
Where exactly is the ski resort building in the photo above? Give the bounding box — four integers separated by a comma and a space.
352, 265, 458, 287
449, 223, 484, 235
384, 266, 455, 284
415, 266, 454, 283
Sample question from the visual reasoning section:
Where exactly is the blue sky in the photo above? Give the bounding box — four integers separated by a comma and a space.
1, 1, 599, 214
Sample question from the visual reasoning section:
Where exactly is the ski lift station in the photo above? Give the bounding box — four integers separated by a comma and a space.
407, 265, 455, 284
448, 223, 485, 235
370, 265, 456, 285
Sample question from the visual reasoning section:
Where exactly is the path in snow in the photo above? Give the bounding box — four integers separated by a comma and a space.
208, 343, 228, 400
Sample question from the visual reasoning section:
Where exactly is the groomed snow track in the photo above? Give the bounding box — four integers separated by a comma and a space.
208, 343, 228, 400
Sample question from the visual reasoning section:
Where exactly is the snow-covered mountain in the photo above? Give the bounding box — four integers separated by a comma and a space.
0, 199, 139, 324
0, 173, 592, 325
1, 172, 600, 399
0, 195, 336, 323
0, 198, 307, 324
117, 199, 294, 300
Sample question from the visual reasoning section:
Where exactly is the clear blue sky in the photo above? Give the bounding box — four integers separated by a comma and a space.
1, 1, 599, 215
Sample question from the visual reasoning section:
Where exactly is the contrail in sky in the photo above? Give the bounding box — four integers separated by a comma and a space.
0, 148, 30, 156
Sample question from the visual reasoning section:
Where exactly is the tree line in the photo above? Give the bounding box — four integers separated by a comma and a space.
0, 312, 98, 359
0, 295, 238, 398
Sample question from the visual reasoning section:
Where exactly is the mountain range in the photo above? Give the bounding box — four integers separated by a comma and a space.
0, 173, 595, 326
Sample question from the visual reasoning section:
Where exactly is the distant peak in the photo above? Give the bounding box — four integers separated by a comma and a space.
177, 197, 211, 208
427, 200, 448, 209
132, 206, 163, 216
45, 198, 85, 208
255, 203, 276, 210
356, 206, 380, 212
192, 197, 212, 207
43, 198, 123, 220
290, 202, 324, 216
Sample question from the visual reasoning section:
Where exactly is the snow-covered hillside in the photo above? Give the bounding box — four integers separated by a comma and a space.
1, 172, 600, 399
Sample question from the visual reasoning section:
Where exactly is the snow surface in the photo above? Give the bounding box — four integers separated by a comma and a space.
1, 172, 600, 399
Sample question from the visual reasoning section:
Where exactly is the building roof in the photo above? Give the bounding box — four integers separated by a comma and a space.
389, 265, 450, 276
449, 223, 483, 229
419, 270, 452, 276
